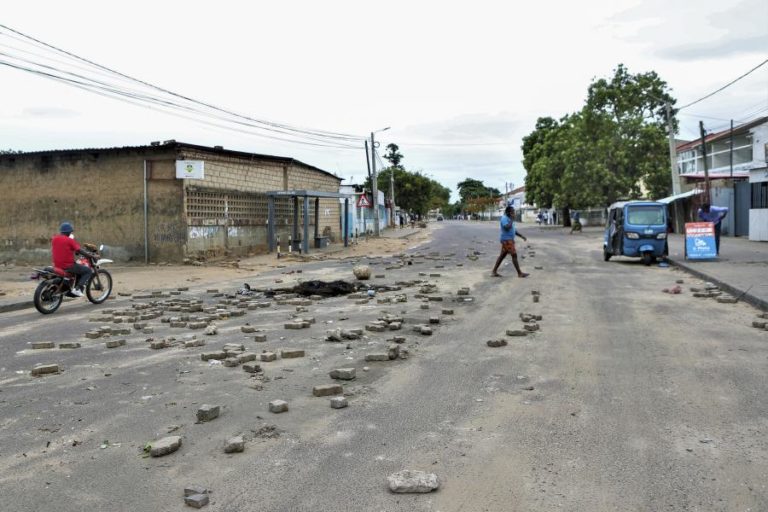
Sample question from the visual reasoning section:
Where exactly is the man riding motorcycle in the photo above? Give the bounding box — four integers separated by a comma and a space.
51, 222, 94, 297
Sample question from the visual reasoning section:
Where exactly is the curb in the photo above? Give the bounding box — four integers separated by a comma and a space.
667, 257, 768, 312
0, 299, 32, 314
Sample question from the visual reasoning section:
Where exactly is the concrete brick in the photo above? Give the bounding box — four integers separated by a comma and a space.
184, 494, 209, 509
365, 353, 390, 362
196, 404, 220, 422
330, 396, 348, 409
224, 435, 245, 453
329, 368, 356, 380
201, 351, 227, 361
105, 339, 126, 348
149, 436, 182, 457
59, 342, 81, 349
253, 334, 268, 342
259, 352, 277, 362
269, 400, 288, 413
313, 384, 343, 397
281, 349, 305, 359
243, 363, 262, 373
31, 364, 59, 376
31, 341, 55, 349
184, 485, 208, 497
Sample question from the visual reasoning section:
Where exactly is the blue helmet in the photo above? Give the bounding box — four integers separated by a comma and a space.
59, 222, 73, 234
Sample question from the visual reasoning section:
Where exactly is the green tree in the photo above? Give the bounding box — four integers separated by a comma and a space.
367, 167, 447, 216
523, 64, 676, 217
382, 143, 404, 169
456, 178, 500, 214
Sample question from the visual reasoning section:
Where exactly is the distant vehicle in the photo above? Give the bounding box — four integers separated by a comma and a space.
436, 215, 444, 221
603, 201, 668, 266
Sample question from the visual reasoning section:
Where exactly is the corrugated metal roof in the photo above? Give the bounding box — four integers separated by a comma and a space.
0, 141, 342, 181
677, 116, 768, 152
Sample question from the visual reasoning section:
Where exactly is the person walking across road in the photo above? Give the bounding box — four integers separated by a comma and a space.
697, 203, 729, 255
491, 205, 529, 278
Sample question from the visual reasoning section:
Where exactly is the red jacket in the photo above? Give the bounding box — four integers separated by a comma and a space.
51, 234, 81, 269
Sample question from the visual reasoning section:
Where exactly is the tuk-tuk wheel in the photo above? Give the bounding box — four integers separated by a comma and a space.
603, 247, 611, 262
642, 252, 654, 266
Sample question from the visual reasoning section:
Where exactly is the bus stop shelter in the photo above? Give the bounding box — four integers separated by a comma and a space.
266, 190, 351, 254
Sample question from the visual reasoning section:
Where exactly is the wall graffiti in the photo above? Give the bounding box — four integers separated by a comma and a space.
188, 226, 218, 239
152, 223, 187, 244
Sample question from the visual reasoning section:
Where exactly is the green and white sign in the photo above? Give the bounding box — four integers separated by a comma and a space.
175, 160, 205, 180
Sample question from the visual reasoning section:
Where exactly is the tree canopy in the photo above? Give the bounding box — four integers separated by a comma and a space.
523, 64, 676, 212
456, 178, 501, 216
365, 144, 451, 216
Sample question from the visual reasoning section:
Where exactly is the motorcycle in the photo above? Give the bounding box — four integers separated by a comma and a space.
31, 243, 114, 314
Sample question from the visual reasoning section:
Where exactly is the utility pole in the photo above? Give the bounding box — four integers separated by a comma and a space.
665, 103, 680, 195
729, 119, 734, 178
389, 167, 395, 227
699, 120, 710, 200
370, 132, 380, 236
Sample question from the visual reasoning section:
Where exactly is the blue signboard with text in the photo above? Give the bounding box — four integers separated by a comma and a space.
685, 222, 717, 259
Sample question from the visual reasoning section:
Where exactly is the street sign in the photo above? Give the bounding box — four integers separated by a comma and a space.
685, 222, 717, 259
356, 194, 372, 208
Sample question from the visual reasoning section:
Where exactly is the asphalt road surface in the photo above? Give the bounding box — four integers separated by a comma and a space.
1, 222, 767, 511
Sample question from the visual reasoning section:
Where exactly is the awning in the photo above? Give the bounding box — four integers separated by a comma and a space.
658, 189, 703, 204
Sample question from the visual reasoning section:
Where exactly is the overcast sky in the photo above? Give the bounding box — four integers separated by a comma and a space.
2, 0, 767, 201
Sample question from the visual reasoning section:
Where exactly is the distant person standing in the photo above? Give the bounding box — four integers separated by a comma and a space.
698, 203, 729, 255
491, 205, 529, 278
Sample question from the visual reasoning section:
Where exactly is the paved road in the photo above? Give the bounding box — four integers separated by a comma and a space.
1, 222, 767, 511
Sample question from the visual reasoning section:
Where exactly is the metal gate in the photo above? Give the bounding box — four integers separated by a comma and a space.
734, 181, 750, 237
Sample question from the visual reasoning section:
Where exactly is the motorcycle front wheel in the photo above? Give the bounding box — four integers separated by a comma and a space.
86, 269, 113, 304
34, 280, 64, 314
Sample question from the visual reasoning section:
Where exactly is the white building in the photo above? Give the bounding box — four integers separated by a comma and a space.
339, 185, 386, 237
676, 116, 768, 241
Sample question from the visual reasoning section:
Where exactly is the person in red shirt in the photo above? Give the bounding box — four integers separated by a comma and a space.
51, 222, 93, 297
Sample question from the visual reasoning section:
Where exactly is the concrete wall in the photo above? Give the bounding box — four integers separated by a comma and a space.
0, 145, 341, 263
0, 147, 181, 264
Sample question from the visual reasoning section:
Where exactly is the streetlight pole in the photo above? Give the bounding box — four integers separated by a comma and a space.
370, 127, 390, 236
389, 166, 395, 227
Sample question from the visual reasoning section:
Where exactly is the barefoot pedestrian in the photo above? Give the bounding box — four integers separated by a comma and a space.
491, 205, 529, 278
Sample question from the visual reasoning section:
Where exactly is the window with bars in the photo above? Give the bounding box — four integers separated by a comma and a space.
185, 190, 318, 225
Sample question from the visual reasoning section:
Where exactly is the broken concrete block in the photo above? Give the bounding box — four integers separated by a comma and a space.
253, 334, 267, 342
365, 352, 390, 362
31, 341, 55, 349
506, 329, 528, 337
388, 344, 400, 360
329, 368, 356, 380
259, 352, 277, 362
204, 325, 218, 335
269, 400, 288, 413
105, 339, 126, 349
196, 404, 220, 422
150, 340, 167, 350
325, 328, 343, 342
223, 343, 245, 352
150, 436, 182, 457
184, 485, 208, 497
441, 309, 454, 315
330, 396, 348, 409
241, 325, 257, 333
188, 321, 208, 330
353, 265, 371, 280
753, 320, 768, 329
31, 364, 59, 376
487, 339, 508, 347
184, 494, 209, 509
366, 324, 386, 332
523, 323, 540, 332
419, 326, 433, 335
58, 342, 81, 349
313, 384, 343, 396
429, 316, 440, 325
243, 363, 262, 373
85, 331, 102, 339
170, 321, 187, 328
224, 435, 245, 453
285, 322, 305, 330
281, 349, 305, 359
222, 359, 240, 368
387, 470, 440, 493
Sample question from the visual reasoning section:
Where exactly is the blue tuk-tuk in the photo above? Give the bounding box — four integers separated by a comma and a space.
603, 201, 668, 266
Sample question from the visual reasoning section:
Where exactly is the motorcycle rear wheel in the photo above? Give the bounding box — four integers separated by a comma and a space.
86, 269, 113, 304
34, 280, 64, 314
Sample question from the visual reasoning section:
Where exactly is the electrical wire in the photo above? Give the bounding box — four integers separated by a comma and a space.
0, 23, 366, 143
678, 57, 768, 110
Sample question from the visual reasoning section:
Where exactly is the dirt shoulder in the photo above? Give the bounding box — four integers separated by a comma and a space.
0, 226, 435, 300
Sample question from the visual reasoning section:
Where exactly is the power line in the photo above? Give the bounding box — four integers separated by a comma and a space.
678, 57, 768, 110
0, 23, 366, 144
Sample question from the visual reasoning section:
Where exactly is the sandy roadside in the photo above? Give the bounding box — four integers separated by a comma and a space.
0, 226, 435, 300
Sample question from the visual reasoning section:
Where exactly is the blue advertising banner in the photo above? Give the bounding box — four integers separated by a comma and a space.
685, 222, 717, 259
